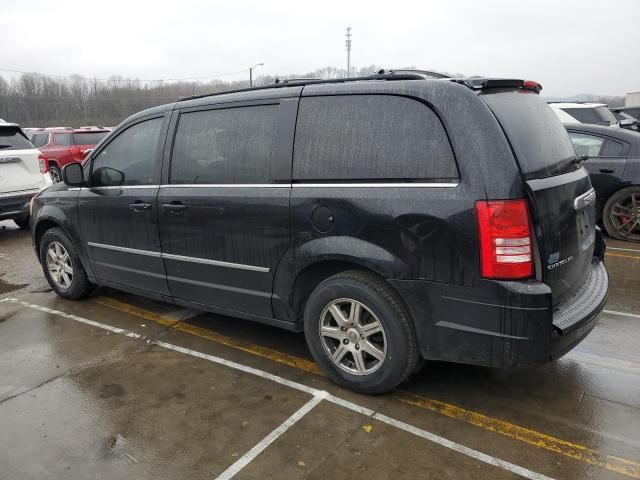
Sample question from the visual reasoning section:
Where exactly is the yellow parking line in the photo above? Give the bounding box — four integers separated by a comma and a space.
95, 297, 322, 374
606, 252, 640, 261
95, 295, 640, 479
396, 391, 640, 479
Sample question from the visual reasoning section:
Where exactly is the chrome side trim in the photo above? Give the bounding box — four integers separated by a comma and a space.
0, 188, 41, 198
87, 242, 269, 273
159, 182, 459, 188
293, 182, 459, 188
90, 185, 159, 190
160, 184, 290, 188
87, 242, 162, 258
161, 252, 269, 272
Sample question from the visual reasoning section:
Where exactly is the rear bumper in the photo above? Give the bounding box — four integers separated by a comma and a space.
389, 258, 608, 368
0, 190, 38, 221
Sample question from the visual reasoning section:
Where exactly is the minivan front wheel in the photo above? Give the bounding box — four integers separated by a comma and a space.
304, 271, 419, 394
39, 228, 94, 299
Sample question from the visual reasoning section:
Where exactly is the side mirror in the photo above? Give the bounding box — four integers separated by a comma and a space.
92, 166, 125, 186
62, 163, 85, 187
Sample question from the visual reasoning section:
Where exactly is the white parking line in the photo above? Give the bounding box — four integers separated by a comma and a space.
216, 392, 327, 480
2, 297, 554, 480
603, 309, 640, 320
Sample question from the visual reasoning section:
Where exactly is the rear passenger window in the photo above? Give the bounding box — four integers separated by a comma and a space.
170, 105, 277, 184
600, 139, 626, 156
293, 95, 457, 181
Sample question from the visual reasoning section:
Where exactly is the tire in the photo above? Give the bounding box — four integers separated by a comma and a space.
303, 270, 420, 394
602, 186, 640, 242
13, 216, 30, 229
39, 228, 94, 299
49, 165, 62, 183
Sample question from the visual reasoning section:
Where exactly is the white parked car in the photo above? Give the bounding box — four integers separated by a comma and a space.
548, 102, 620, 127
0, 120, 51, 229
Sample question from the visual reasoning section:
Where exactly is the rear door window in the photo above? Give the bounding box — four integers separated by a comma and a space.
293, 95, 457, 182
482, 92, 577, 179
54, 133, 73, 146
568, 132, 605, 157
170, 105, 278, 184
0, 127, 33, 150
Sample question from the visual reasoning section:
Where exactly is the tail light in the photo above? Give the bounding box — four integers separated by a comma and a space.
38, 153, 48, 173
475, 199, 534, 279
69, 146, 81, 157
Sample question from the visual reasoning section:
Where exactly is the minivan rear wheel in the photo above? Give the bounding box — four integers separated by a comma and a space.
603, 186, 640, 242
303, 271, 419, 394
39, 228, 94, 299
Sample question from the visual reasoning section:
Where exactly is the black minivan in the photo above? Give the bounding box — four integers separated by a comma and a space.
30, 72, 608, 393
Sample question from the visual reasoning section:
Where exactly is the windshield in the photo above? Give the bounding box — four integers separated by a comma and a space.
0, 127, 34, 150
73, 131, 109, 145
481, 91, 578, 180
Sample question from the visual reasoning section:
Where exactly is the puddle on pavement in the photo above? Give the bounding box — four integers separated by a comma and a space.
0, 277, 26, 295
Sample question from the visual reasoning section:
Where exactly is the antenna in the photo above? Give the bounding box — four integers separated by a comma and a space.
345, 27, 352, 77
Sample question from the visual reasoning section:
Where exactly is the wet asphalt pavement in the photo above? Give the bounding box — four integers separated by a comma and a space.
0, 219, 639, 480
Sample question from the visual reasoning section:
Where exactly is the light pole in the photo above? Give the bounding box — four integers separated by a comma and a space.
249, 63, 264, 87
345, 27, 352, 77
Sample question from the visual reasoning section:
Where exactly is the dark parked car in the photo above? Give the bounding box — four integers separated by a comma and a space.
30, 73, 608, 393
566, 123, 640, 242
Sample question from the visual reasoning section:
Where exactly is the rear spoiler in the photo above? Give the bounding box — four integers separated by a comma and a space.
457, 78, 542, 94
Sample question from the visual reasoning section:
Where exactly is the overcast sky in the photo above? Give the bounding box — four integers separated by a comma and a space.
1, 0, 638, 97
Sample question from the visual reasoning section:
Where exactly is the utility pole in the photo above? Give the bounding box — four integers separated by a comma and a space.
249, 63, 264, 87
345, 27, 352, 77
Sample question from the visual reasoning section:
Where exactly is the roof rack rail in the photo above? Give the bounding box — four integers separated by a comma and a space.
376, 69, 450, 79
273, 77, 322, 84
178, 70, 446, 102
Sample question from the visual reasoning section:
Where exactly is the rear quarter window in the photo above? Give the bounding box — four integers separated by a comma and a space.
0, 127, 34, 150
293, 95, 458, 182
482, 92, 577, 180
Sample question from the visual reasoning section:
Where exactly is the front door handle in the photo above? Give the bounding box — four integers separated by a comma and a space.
162, 202, 188, 213
129, 201, 152, 212
599, 168, 614, 174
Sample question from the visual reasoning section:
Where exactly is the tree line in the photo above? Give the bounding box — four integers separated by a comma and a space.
0, 65, 624, 127
0, 65, 380, 127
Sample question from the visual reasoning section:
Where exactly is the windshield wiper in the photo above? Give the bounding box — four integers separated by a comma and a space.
571, 155, 589, 166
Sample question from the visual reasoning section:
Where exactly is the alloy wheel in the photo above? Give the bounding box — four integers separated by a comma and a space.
609, 192, 640, 240
319, 298, 387, 376
46, 241, 73, 289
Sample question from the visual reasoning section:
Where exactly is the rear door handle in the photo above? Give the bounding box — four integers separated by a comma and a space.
162, 202, 188, 213
599, 168, 614, 173
129, 201, 152, 212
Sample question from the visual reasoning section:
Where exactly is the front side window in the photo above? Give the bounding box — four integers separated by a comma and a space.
91, 117, 163, 187
568, 132, 604, 157
170, 105, 278, 184
293, 95, 457, 181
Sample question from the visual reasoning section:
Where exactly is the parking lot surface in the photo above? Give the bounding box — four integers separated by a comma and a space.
1, 219, 639, 480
